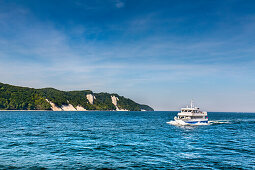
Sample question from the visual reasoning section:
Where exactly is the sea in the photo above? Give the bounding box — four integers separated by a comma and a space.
0, 111, 254, 169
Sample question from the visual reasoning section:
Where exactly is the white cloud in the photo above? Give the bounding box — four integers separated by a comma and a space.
1, 3, 255, 111
115, 0, 124, 8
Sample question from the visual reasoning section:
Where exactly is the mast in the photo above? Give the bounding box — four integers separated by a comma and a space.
191, 100, 194, 108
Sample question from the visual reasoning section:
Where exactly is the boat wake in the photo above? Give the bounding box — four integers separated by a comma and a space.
166, 121, 179, 126
208, 120, 231, 125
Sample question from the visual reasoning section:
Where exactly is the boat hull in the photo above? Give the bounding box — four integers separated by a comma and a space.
168, 119, 209, 126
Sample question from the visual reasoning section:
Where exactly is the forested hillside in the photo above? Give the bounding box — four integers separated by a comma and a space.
0, 82, 153, 111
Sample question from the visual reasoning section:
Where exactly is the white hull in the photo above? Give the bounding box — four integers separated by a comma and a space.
167, 119, 209, 126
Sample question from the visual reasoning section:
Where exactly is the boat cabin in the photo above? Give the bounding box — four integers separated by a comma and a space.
177, 115, 204, 119
181, 108, 200, 113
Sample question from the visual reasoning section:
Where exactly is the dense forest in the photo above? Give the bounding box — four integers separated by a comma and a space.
0, 82, 153, 111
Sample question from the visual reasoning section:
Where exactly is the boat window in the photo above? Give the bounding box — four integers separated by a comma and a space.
191, 116, 203, 119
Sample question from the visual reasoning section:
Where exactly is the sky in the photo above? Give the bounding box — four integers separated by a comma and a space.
0, 0, 255, 112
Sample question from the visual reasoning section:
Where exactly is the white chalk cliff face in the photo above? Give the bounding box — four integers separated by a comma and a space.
46, 99, 86, 111
111, 95, 128, 111
61, 104, 77, 111
76, 106, 87, 111
111, 95, 118, 106
46, 95, 131, 111
86, 94, 95, 104
46, 99, 62, 111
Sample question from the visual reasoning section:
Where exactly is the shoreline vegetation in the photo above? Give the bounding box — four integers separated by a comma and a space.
0, 82, 154, 111
0, 110, 151, 111
0, 110, 51, 111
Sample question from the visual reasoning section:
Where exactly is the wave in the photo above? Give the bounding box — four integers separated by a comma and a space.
209, 120, 231, 125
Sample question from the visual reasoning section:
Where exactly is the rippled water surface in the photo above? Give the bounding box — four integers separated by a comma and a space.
0, 111, 254, 169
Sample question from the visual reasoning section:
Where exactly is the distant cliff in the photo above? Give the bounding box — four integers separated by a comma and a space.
0, 82, 154, 111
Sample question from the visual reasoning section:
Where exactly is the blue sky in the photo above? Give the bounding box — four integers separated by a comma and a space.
0, 0, 255, 111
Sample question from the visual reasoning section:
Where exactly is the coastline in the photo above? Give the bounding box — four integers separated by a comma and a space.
0, 82, 154, 112
0, 110, 148, 112
0, 110, 52, 111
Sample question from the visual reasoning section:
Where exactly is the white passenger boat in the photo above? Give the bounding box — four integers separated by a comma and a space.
168, 101, 208, 125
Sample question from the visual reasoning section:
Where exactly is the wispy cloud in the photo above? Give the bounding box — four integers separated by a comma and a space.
0, 6, 254, 88
1, 1, 255, 111
115, 0, 125, 8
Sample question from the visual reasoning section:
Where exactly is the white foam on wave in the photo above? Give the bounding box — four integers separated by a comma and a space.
209, 120, 231, 124
166, 121, 179, 125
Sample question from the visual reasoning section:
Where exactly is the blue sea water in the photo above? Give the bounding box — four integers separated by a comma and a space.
0, 111, 254, 169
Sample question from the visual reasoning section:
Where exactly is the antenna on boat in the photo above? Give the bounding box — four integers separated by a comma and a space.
191, 99, 194, 108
